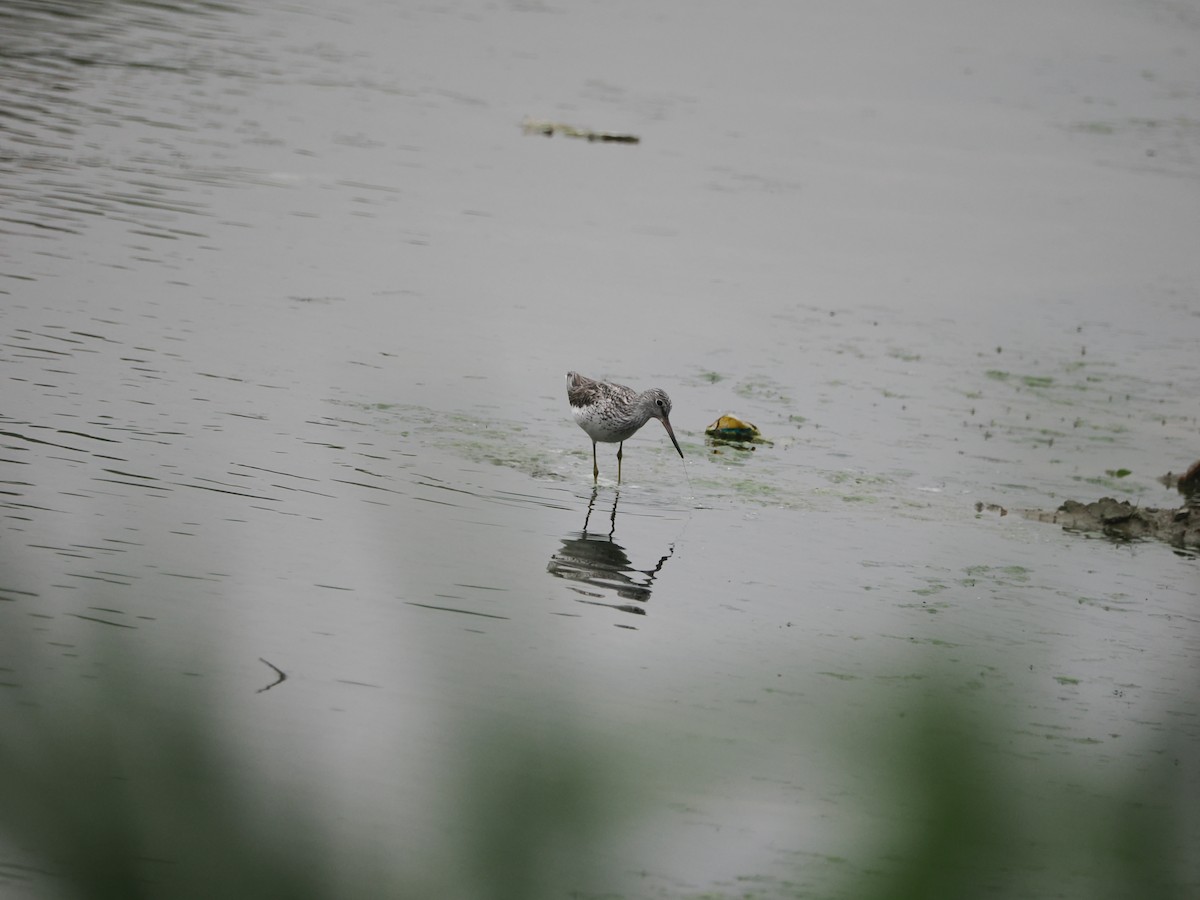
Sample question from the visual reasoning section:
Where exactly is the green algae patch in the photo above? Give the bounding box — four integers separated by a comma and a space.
729, 478, 781, 500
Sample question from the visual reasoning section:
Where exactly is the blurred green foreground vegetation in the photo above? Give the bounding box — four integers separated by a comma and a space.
1, 617, 1196, 899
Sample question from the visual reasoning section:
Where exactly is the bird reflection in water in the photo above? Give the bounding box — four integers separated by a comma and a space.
546, 489, 674, 617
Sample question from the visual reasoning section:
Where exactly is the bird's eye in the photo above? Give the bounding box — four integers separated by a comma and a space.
657, 399, 665, 407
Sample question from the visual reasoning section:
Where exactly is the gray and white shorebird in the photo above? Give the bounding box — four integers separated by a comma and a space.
565, 371, 684, 483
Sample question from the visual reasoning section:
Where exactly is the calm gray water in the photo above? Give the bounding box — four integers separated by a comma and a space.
3, 0, 1198, 896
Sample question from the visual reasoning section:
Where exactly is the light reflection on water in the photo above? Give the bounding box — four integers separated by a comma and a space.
1, 1, 257, 249
2, 0, 1199, 895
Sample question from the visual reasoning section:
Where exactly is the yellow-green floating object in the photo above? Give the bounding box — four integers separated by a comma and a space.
705, 414, 762, 442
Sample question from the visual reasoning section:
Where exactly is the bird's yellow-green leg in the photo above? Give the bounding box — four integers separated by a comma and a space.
617, 442, 624, 484
592, 442, 599, 482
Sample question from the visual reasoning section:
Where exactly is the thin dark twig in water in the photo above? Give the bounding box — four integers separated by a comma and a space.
257, 657, 287, 693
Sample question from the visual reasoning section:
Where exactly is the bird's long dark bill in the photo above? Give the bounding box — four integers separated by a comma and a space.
661, 417, 684, 458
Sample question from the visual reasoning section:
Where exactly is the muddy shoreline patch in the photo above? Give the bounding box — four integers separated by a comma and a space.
1009, 497, 1200, 551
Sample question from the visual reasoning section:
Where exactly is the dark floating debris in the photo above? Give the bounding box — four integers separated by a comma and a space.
521, 117, 641, 144
256, 657, 287, 694
1160, 459, 1200, 497
975, 502, 1008, 517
